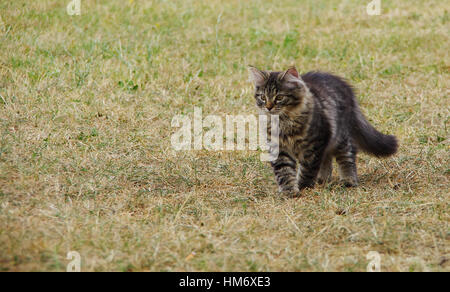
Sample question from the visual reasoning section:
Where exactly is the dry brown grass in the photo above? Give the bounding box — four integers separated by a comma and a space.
0, 0, 449, 271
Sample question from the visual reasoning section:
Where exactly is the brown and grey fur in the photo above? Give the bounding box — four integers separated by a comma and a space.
249, 66, 398, 195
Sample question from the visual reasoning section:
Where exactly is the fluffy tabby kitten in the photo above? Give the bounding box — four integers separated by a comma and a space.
249, 66, 398, 194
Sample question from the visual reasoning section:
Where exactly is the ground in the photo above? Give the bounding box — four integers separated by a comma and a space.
0, 0, 448, 271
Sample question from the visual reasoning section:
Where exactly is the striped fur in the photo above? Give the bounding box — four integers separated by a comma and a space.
249, 66, 398, 195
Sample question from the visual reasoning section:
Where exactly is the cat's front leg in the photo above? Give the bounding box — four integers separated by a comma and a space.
270, 150, 299, 195
297, 146, 326, 190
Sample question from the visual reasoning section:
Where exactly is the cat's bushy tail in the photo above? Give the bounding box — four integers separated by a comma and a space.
351, 105, 398, 157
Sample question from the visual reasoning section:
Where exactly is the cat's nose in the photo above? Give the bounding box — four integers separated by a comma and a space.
266, 102, 274, 111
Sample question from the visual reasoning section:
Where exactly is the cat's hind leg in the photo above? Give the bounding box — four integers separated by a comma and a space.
335, 141, 358, 187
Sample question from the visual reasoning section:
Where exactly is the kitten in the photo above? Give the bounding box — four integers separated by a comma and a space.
249, 66, 398, 195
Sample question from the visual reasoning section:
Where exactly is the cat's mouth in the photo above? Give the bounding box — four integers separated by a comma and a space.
264, 107, 282, 115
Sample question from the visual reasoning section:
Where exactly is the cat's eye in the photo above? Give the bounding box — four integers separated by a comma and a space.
257, 94, 266, 101
275, 96, 285, 102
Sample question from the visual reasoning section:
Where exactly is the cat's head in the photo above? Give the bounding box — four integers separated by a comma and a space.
249, 66, 307, 115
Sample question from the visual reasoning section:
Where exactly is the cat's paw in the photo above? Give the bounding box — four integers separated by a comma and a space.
298, 181, 315, 190
279, 186, 301, 198
280, 190, 302, 198
339, 178, 359, 187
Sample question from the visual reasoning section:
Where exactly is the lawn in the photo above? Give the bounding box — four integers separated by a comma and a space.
0, 0, 448, 271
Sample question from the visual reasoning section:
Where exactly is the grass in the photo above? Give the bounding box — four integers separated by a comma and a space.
0, 0, 448, 272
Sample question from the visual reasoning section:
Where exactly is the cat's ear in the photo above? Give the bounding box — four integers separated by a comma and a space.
280, 66, 304, 90
279, 66, 299, 80
248, 66, 268, 87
